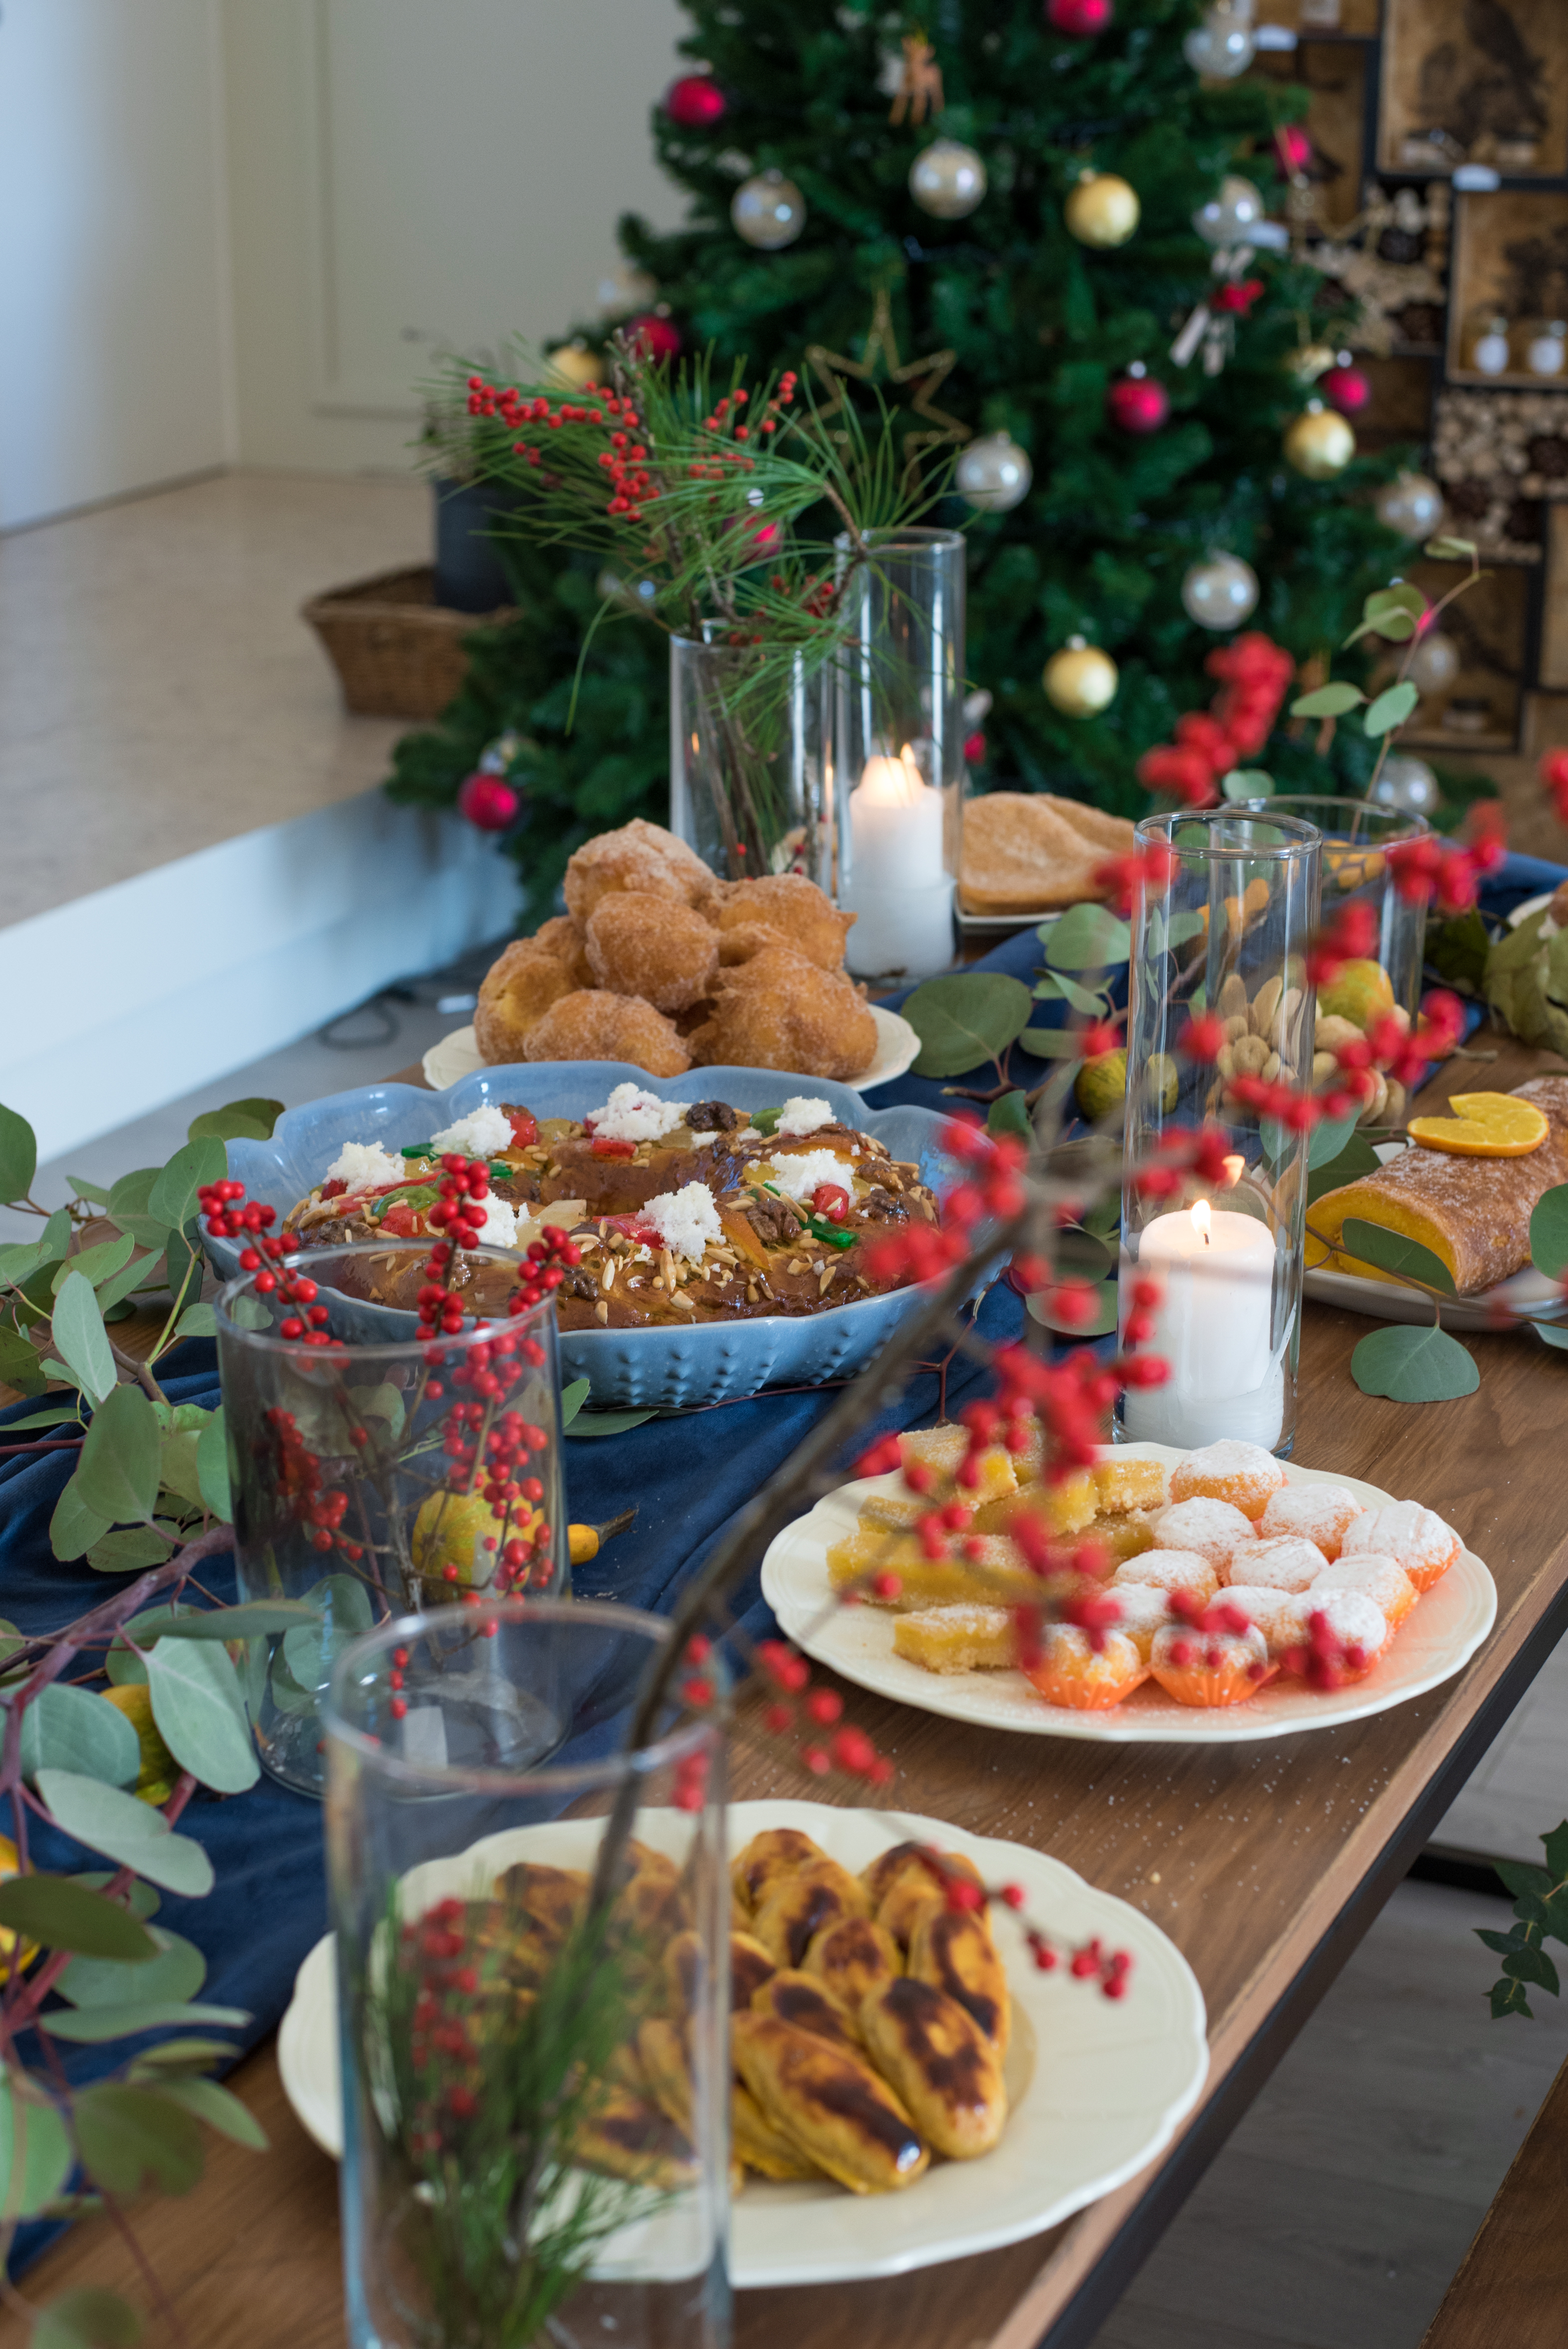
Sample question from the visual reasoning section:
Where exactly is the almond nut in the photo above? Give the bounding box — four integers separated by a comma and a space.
1250, 975, 1283, 1037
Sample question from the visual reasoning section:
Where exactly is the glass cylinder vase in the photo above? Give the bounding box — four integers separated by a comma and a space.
326, 1599, 730, 2349
215, 1244, 568, 1799
668, 631, 828, 886
1117, 810, 1321, 1458
829, 526, 964, 983
1244, 794, 1431, 1037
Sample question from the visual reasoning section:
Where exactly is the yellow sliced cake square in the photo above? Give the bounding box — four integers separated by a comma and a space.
892, 1607, 1019, 1675
825, 1530, 1035, 1611
1090, 1456, 1168, 1516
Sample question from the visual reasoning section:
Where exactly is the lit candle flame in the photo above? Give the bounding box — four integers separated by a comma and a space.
1191, 1197, 1211, 1245
1222, 1154, 1245, 1189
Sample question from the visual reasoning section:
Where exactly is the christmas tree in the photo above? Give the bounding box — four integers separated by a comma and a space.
389, 0, 1414, 911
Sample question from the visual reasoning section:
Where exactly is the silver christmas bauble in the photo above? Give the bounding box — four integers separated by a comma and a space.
1408, 627, 1460, 695
955, 432, 1033, 513
1193, 173, 1265, 249
1181, 551, 1260, 629
1370, 754, 1440, 816
1375, 470, 1444, 538
909, 138, 988, 220
731, 169, 807, 250
1183, 2, 1257, 79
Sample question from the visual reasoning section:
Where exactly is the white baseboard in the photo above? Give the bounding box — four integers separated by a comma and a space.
2, 788, 517, 1162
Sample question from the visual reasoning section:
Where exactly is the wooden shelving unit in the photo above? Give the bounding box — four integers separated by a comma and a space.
1256, 0, 1568, 757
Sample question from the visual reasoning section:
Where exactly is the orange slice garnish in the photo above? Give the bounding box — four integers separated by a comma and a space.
1407, 1091, 1550, 1157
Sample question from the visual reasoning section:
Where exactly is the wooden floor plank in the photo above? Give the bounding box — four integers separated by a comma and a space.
1419, 2050, 1568, 2349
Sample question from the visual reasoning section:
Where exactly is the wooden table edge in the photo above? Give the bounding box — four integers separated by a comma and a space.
982, 1527, 1568, 2349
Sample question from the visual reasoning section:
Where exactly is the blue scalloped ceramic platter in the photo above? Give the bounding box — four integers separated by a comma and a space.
215, 1062, 956, 1409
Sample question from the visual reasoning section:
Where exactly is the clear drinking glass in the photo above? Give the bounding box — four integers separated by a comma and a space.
1244, 794, 1431, 1033
829, 526, 965, 982
325, 1600, 730, 2349
1117, 810, 1322, 1458
215, 1244, 567, 1798
668, 631, 829, 887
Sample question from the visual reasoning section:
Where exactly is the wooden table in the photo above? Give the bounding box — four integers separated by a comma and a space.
7, 1036, 1568, 2349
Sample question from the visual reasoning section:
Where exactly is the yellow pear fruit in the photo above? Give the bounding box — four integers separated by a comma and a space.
1317, 959, 1394, 1029
102, 1684, 179, 1809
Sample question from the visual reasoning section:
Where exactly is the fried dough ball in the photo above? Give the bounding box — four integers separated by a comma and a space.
585, 890, 720, 1014
710, 875, 855, 972
689, 947, 877, 1079
523, 989, 691, 1076
716, 921, 790, 968
563, 818, 716, 926
532, 914, 594, 989
474, 941, 573, 1063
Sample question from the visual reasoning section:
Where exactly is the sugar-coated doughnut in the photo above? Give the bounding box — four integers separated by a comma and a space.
1219, 1585, 1309, 1656
1168, 1439, 1285, 1521
689, 947, 877, 1079
1340, 1502, 1460, 1594
1149, 1621, 1271, 1707
1299, 1587, 1387, 1677
710, 874, 856, 972
1151, 1497, 1257, 1577
1310, 1554, 1417, 1632
1234, 1537, 1326, 1595
1026, 1624, 1146, 1711
562, 817, 717, 925
1111, 1549, 1219, 1604
1259, 1482, 1363, 1562
474, 941, 574, 1063
523, 989, 691, 1077
585, 891, 719, 1013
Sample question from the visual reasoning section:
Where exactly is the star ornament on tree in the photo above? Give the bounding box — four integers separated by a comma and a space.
805, 288, 972, 478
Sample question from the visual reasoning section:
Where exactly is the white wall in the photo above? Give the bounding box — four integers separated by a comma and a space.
0, 0, 233, 529
222, 0, 689, 475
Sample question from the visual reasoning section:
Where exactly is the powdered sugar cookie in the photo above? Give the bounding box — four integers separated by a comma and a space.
1236, 1537, 1326, 1595
1310, 1555, 1417, 1633
1218, 1584, 1309, 1658
1149, 1621, 1271, 1707
1168, 1439, 1284, 1522
1299, 1587, 1387, 1678
1111, 1549, 1219, 1605
1341, 1502, 1460, 1594
1026, 1624, 1146, 1711
1259, 1482, 1363, 1562
1101, 1583, 1171, 1662
1150, 1498, 1257, 1579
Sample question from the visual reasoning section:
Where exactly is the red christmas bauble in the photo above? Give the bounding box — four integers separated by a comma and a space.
458, 774, 520, 832
664, 73, 726, 130
1046, 0, 1112, 31
1323, 364, 1371, 416
1106, 375, 1170, 434
1275, 124, 1312, 176
628, 312, 682, 362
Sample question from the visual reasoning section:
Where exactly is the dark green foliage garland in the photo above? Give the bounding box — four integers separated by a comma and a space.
387, 0, 1418, 913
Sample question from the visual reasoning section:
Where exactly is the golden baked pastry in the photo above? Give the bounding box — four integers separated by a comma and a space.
907, 1901, 1010, 2055
751, 1968, 861, 2050
715, 920, 790, 966
860, 1840, 943, 1912
473, 941, 573, 1062
532, 913, 595, 988
802, 1915, 901, 2009
732, 2081, 822, 2181
960, 791, 1136, 916
750, 1857, 870, 1969
689, 947, 878, 1080
710, 874, 857, 971
876, 1851, 984, 1953
858, 1978, 1007, 2160
568, 2085, 700, 2190
523, 988, 692, 1076
732, 1828, 825, 1916
729, 1932, 779, 2013
731, 2011, 930, 2194
636, 2016, 694, 2136
563, 816, 717, 924
1310, 1074, 1568, 1294
585, 890, 720, 1013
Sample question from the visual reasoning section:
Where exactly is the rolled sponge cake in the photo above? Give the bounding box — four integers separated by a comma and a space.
1309, 1074, 1568, 1296
960, 793, 1136, 915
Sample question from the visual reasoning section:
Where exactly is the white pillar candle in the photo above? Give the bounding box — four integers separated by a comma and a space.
843, 750, 954, 977
1119, 1199, 1284, 1450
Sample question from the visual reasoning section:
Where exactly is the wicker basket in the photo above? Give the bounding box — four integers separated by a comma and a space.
301, 563, 514, 721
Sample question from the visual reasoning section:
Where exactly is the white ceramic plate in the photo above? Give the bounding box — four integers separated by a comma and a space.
422, 1003, 921, 1096
1507, 891, 1555, 929
760, 1446, 1497, 1746
278, 1798, 1207, 2287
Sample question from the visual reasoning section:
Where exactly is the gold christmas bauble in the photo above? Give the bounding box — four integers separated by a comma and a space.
1283, 405, 1355, 480
1064, 171, 1140, 250
546, 341, 604, 390
1044, 636, 1119, 717
1286, 342, 1337, 387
